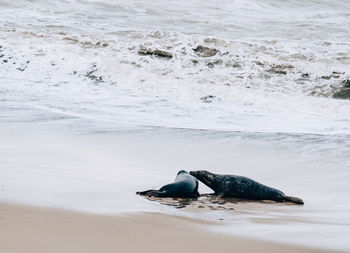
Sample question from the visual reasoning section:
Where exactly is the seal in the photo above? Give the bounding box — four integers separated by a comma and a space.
190, 170, 304, 204
137, 170, 199, 198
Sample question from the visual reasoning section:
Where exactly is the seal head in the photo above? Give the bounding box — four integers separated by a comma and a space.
190, 170, 220, 193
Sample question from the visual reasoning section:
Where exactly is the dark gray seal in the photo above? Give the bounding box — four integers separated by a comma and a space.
137, 170, 199, 198
190, 170, 304, 204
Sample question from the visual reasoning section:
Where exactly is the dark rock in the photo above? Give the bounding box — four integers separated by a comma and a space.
200, 95, 215, 103
301, 73, 310, 78
231, 63, 240, 68
193, 45, 219, 57
96, 41, 109, 47
138, 47, 173, 59
206, 59, 222, 69
321, 75, 332, 80
332, 71, 344, 75
333, 89, 350, 99
266, 65, 293, 75
213, 59, 223, 65
341, 80, 350, 88
333, 80, 350, 100
321, 72, 342, 80
63, 37, 79, 44
85, 66, 104, 83
267, 68, 287, 75
254, 61, 264, 66
207, 62, 214, 68
192, 59, 199, 64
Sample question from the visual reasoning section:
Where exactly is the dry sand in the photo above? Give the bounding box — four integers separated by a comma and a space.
0, 202, 342, 253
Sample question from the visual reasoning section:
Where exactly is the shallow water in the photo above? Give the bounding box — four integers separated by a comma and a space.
1, 0, 350, 251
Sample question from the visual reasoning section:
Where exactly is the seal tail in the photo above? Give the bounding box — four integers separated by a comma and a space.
283, 196, 304, 205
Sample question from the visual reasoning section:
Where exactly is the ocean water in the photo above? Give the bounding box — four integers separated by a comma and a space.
1, 0, 350, 251
1, 0, 350, 134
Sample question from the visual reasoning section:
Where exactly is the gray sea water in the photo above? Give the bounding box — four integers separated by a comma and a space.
1, 0, 350, 251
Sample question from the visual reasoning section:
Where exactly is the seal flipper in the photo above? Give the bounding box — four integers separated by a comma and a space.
136, 190, 157, 196
282, 196, 304, 205
136, 190, 169, 197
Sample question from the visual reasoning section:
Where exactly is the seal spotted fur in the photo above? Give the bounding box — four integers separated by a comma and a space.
190, 170, 303, 204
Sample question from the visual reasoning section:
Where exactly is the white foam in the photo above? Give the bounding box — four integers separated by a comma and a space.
1, 28, 350, 134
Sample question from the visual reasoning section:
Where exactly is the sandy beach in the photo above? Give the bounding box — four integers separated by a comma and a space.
0, 202, 343, 253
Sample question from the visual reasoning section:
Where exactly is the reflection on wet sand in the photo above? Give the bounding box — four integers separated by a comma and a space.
140, 194, 290, 210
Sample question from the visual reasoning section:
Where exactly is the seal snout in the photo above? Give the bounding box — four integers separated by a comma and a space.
189, 170, 208, 181
189, 170, 201, 178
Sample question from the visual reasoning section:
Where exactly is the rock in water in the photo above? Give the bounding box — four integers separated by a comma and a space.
193, 45, 219, 57
333, 80, 350, 99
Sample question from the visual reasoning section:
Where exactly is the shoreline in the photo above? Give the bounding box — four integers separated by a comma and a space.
0, 202, 343, 253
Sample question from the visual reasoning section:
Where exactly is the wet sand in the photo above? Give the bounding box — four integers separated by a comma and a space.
0, 203, 342, 253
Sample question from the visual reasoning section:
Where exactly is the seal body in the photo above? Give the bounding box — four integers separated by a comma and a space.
190, 170, 303, 204
137, 170, 199, 198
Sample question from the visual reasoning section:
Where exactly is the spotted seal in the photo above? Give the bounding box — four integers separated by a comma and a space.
190, 170, 303, 204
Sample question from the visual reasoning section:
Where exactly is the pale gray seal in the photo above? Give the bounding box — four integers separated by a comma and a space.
137, 170, 199, 198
